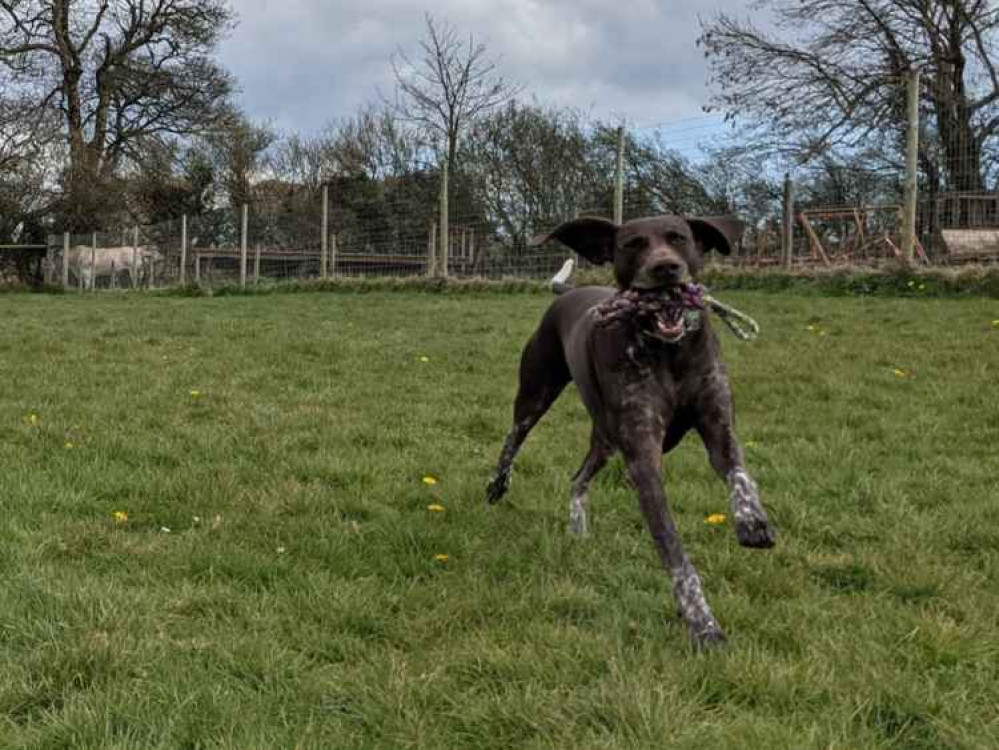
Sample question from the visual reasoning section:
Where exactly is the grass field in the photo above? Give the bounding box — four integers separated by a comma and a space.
1, 289, 997, 749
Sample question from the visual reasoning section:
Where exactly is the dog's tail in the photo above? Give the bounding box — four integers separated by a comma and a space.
549, 258, 575, 295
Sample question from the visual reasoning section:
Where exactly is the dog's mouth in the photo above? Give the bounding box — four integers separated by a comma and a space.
594, 285, 704, 343
648, 305, 685, 341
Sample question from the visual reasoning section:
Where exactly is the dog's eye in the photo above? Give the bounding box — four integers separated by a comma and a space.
665, 232, 687, 246
623, 237, 648, 250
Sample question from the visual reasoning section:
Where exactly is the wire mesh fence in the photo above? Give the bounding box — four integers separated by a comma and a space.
35, 108, 999, 292
42, 192, 998, 294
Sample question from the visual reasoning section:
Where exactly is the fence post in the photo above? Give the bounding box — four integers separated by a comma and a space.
901, 67, 920, 265
428, 222, 436, 277
782, 173, 794, 270
180, 214, 188, 285
194, 252, 201, 283
240, 203, 248, 290
90, 232, 97, 292
614, 125, 625, 224
61, 232, 69, 289
330, 232, 337, 278
439, 160, 449, 278
320, 184, 329, 279
132, 226, 139, 289
253, 243, 261, 285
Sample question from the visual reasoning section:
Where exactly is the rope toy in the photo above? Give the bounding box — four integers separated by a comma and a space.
592, 283, 759, 343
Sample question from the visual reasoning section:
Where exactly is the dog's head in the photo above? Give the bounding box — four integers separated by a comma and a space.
534, 215, 743, 291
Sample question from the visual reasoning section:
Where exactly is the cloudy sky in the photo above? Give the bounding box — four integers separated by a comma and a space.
218, 0, 752, 148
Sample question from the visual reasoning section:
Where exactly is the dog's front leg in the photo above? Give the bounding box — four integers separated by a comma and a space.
621, 439, 725, 647
695, 381, 776, 549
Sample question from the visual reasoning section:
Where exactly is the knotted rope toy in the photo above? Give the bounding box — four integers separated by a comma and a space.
592, 283, 759, 343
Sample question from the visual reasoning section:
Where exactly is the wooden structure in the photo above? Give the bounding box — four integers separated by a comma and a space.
795, 207, 929, 265
936, 228, 999, 262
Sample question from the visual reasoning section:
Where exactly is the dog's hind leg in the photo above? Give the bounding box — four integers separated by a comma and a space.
694, 383, 776, 549
487, 325, 570, 504
568, 430, 613, 536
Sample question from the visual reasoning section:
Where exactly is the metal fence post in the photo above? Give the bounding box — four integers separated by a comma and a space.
240, 203, 248, 289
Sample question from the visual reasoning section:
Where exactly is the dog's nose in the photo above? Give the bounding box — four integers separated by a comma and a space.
650, 259, 685, 279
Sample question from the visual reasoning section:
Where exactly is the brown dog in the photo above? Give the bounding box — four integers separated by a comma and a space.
487, 215, 776, 647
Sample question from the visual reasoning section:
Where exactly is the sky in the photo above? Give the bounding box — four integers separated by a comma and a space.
217, 0, 754, 154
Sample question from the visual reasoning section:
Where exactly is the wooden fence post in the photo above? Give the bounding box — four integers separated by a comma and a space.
180, 214, 188, 285
428, 222, 437, 277
901, 67, 920, 265
330, 232, 337, 279
240, 203, 248, 289
439, 160, 449, 278
194, 252, 201, 283
320, 184, 329, 279
89, 232, 96, 292
147, 228, 156, 288
253, 243, 261, 285
132, 226, 139, 289
62, 232, 69, 290
782, 173, 794, 270
614, 125, 625, 225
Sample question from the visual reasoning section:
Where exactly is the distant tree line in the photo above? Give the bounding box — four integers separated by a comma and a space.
4, 2, 999, 249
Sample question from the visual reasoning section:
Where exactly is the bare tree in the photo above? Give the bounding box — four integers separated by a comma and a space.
390, 13, 521, 175
0, 0, 236, 229
699, 0, 999, 193
202, 110, 275, 210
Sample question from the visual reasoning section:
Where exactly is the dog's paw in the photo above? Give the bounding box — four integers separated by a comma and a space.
689, 622, 727, 650
486, 474, 509, 504
736, 516, 777, 549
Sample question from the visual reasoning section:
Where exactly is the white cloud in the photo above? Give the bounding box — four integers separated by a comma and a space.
219, 0, 749, 133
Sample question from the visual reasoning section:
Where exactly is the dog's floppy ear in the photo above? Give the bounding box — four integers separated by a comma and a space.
531, 217, 617, 265
687, 216, 744, 256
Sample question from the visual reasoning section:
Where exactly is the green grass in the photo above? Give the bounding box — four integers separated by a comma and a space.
1, 290, 997, 749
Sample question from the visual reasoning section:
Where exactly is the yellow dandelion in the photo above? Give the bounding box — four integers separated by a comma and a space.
433, 554, 450, 562
893, 368, 908, 378
992, 320, 999, 328
427, 504, 446, 512
112, 511, 129, 523
745, 441, 756, 448
24, 413, 39, 426
422, 475, 438, 486
64, 442, 74, 449
189, 389, 201, 398
806, 324, 817, 332
419, 356, 430, 363
705, 513, 727, 525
